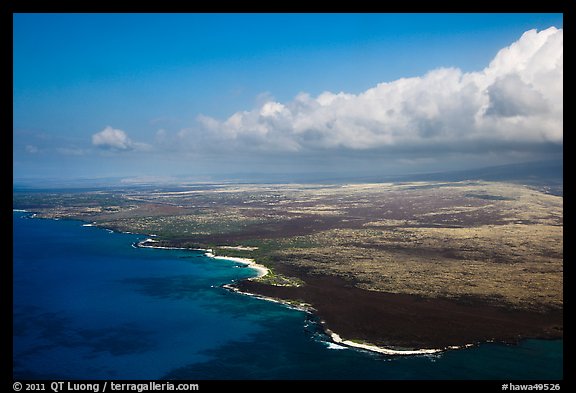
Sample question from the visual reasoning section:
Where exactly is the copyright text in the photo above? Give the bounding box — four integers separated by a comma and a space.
12, 382, 199, 393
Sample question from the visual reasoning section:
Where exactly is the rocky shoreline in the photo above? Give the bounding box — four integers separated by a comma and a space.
234, 273, 562, 352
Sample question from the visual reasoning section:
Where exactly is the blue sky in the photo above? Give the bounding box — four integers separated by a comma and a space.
13, 13, 563, 182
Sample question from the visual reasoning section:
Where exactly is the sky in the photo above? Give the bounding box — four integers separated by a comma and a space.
13, 13, 563, 183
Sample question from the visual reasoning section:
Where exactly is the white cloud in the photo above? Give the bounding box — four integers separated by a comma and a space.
92, 126, 151, 151
92, 126, 134, 150
195, 27, 562, 153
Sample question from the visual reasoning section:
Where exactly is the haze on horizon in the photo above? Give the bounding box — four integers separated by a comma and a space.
13, 13, 563, 183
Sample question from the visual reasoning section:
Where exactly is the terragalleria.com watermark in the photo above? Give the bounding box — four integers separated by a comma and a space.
13, 382, 199, 393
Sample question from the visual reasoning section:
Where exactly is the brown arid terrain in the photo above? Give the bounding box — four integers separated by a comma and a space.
14, 180, 563, 351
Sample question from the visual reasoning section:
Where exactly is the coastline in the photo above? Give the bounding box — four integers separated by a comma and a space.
327, 330, 444, 355
14, 214, 268, 281
135, 238, 190, 250
96, 237, 565, 357
15, 211, 563, 358
207, 253, 269, 279
224, 281, 452, 356
136, 238, 270, 279
134, 238, 443, 356
236, 275, 563, 354
221, 283, 313, 314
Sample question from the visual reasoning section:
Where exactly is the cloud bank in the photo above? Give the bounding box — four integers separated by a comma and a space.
196, 27, 562, 155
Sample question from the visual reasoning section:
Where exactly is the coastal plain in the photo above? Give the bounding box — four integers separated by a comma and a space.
14, 180, 563, 350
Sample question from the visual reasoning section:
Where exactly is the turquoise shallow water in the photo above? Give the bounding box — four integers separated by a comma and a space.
12, 211, 563, 380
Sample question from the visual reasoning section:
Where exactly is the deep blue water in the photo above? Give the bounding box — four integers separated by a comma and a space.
13, 211, 563, 380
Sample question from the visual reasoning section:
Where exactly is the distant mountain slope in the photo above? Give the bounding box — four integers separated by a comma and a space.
390, 159, 563, 195
13, 159, 563, 196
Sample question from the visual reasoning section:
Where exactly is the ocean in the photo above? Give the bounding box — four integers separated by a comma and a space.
12, 211, 563, 380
